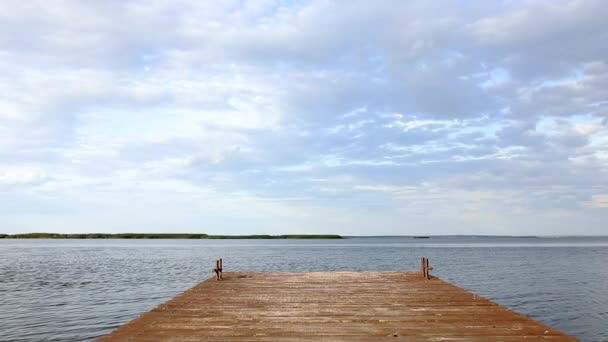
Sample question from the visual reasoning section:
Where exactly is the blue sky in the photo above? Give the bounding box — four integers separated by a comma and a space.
1, 0, 607, 235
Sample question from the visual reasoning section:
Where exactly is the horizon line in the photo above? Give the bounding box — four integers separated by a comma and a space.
2, 232, 607, 238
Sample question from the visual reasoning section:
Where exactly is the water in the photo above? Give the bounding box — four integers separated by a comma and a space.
1, 237, 607, 342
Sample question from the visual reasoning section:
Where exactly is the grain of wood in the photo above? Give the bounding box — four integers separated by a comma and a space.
98, 272, 579, 341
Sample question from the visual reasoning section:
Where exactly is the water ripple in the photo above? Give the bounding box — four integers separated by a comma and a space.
1, 237, 607, 341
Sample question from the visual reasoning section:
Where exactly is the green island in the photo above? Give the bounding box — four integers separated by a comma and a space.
0, 233, 344, 239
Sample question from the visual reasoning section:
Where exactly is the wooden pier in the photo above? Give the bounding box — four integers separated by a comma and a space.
100, 264, 578, 341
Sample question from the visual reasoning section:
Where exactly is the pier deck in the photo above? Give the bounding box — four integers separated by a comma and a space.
100, 272, 578, 341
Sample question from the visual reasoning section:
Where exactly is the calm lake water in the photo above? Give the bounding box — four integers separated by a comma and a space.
1, 237, 607, 342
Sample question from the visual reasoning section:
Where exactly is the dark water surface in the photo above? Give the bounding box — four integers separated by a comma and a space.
1, 237, 607, 342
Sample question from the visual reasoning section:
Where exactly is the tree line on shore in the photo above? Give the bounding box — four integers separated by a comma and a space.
0, 233, 344, 239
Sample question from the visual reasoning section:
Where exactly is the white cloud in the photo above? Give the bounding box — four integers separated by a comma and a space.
589, 194, 608, 208
0, 166, 47, 186
0, 0, 607, 234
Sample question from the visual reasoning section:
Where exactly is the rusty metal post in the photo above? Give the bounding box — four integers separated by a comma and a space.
424, 258, 433, 280
421, 257, 433, 280
214, 259, 220, 280
421, 257, 427, 279
420, 257, 424, 277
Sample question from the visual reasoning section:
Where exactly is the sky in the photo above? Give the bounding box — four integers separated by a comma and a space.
1, 0, 607, 235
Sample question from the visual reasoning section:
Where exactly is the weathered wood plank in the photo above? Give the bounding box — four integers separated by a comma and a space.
98, 272, 578, 341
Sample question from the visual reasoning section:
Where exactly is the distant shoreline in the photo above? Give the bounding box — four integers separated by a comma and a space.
1, 234, 605, 239
0, 233, 344, 239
